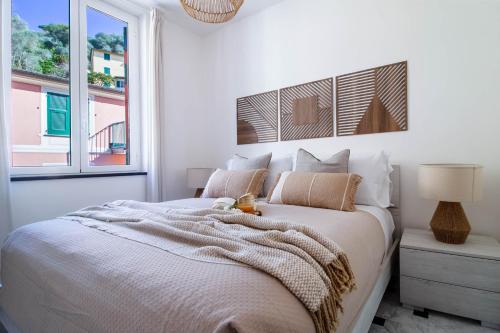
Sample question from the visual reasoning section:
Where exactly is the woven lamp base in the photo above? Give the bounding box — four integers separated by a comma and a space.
430, 201, 471, 244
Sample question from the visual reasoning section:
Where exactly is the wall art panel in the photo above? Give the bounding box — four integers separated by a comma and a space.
237, 91, 278, 145
336, 61, 408, 136
280, 78, 333, 141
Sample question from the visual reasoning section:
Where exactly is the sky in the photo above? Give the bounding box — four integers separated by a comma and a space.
12, 0, 126, 38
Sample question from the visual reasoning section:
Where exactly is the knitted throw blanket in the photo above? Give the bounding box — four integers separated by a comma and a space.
64, 200, 356, 333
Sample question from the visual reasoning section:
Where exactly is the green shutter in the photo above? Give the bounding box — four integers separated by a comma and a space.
104, 53, 110, 60
104, 67, 111, 75
47, 92, 70, 137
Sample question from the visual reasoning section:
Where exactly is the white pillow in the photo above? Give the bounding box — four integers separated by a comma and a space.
349, 151, 393, 208
264, 155, 293, 197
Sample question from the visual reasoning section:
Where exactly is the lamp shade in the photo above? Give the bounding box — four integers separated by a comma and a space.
418, 164, 483, 202
187, 168, 215, 189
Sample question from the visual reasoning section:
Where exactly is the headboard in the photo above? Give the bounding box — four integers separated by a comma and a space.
389, 165, 401, 239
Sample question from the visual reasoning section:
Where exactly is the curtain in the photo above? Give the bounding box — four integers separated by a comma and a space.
0, 21, 13, 241
146, 8, 167, 202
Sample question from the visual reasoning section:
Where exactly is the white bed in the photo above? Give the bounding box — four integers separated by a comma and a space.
0, 167, 401, 333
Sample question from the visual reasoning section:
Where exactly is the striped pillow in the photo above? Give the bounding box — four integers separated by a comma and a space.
268, 171, 362, 212
201, 169, 268, 199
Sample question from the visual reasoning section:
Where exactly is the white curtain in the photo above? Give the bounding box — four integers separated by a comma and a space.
0, 21, 13, 241
146, 8, 168, 202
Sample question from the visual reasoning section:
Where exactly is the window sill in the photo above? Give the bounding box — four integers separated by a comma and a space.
10, 171, 147, 182
43, 134, 70, 138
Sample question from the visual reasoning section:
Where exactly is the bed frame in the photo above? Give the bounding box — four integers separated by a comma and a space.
0, 166, 402, 333
350, 165, 401, 333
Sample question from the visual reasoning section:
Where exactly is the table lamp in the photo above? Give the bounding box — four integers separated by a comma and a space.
187, 168, 215, 198
418, 164, 483, 244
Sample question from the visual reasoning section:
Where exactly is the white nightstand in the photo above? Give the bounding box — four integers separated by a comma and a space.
400, 228, 500, 329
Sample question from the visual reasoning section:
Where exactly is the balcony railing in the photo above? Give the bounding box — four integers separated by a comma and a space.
88, 121, 126, 163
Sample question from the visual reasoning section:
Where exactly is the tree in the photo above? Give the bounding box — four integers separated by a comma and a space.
88, 32, 124, 54
11, 13, 123, 81
38, 24, 70, 78
38, 24, 69, 49
39, 58, 56, 74
11, 15, 51, 74
88, 71, 114, 87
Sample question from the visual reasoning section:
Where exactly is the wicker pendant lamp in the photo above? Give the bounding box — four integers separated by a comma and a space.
180, 0, 245, 24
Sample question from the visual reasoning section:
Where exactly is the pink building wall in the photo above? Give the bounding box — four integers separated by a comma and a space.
11, 75, 125, 167
93, 95, 125, 134
11, 81, 42, 146
12, 152, 68, 166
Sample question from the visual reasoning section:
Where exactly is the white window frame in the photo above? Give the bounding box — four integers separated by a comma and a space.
6, 0, 80, 175
4, 0, 142, 176
80, 0, 140, 173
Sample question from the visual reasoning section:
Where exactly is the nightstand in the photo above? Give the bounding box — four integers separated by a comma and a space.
400, 228, 500, 329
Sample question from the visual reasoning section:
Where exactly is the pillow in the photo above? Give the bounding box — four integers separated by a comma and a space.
349, 151, 393, 207
268, 171, 362, 212
227, 153, 272, 170
263, 155, 293, 197
201, 169, 268, 199
295, 148, 350, 173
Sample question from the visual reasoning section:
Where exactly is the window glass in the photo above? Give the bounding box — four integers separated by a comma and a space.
10, 0, 71, 167
86, 7, 129, 166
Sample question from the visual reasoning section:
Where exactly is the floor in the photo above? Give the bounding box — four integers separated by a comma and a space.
368, 283, 499, 333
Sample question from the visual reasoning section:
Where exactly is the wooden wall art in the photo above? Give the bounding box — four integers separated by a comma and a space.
336, 61, 407, 136
280, 78, 333, 141
237, 90, 278, 145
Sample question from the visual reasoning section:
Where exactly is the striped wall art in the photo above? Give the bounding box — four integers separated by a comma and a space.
237, 91, 279, 145
336, 61, 408, 136
280, 78, 334, 141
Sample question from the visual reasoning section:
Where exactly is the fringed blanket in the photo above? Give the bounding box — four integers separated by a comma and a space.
64, 200, 356, 333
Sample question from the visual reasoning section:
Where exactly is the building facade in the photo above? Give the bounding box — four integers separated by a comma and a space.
11, 69, 126, 167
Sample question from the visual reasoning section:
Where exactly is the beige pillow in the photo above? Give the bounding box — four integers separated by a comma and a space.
268, 171, 362, 212
201, 169, 268, 199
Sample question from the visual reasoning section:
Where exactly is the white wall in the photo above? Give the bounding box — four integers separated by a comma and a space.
10, 175, 146, 229
194, 0, 500, 239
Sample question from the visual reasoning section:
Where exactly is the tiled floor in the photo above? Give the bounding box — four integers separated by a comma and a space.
369, 284, 500, 333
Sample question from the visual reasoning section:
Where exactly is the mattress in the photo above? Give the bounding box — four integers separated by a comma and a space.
0, 199, 391, 333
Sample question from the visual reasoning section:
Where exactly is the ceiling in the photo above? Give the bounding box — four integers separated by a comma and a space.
152, 0, 285, 35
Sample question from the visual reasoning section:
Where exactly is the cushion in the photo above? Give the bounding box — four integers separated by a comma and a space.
201, 169, 268, 199
349, 151, 393, 207
268, 171, 362, 212
295, 148, 350, 173
263, 155, 293, 197
227, 153, 272, 170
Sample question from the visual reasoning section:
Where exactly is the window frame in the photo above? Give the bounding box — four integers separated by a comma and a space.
80, 0, 140, 173
4, 0, 142, 176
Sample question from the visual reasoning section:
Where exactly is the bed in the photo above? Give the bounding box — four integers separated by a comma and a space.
0, 166, 400, 333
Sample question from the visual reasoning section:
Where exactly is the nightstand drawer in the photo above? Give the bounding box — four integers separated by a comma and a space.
401, 276, 500, 324
400, 247, 500, 292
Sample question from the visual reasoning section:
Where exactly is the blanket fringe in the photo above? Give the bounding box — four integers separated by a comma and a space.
311, 252, 356, 333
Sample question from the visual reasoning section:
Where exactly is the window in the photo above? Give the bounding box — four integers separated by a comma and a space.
9, 0, 72, 168
85, 5, 135, 169
46, 92, 71, 137
6, 0, 141, 175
